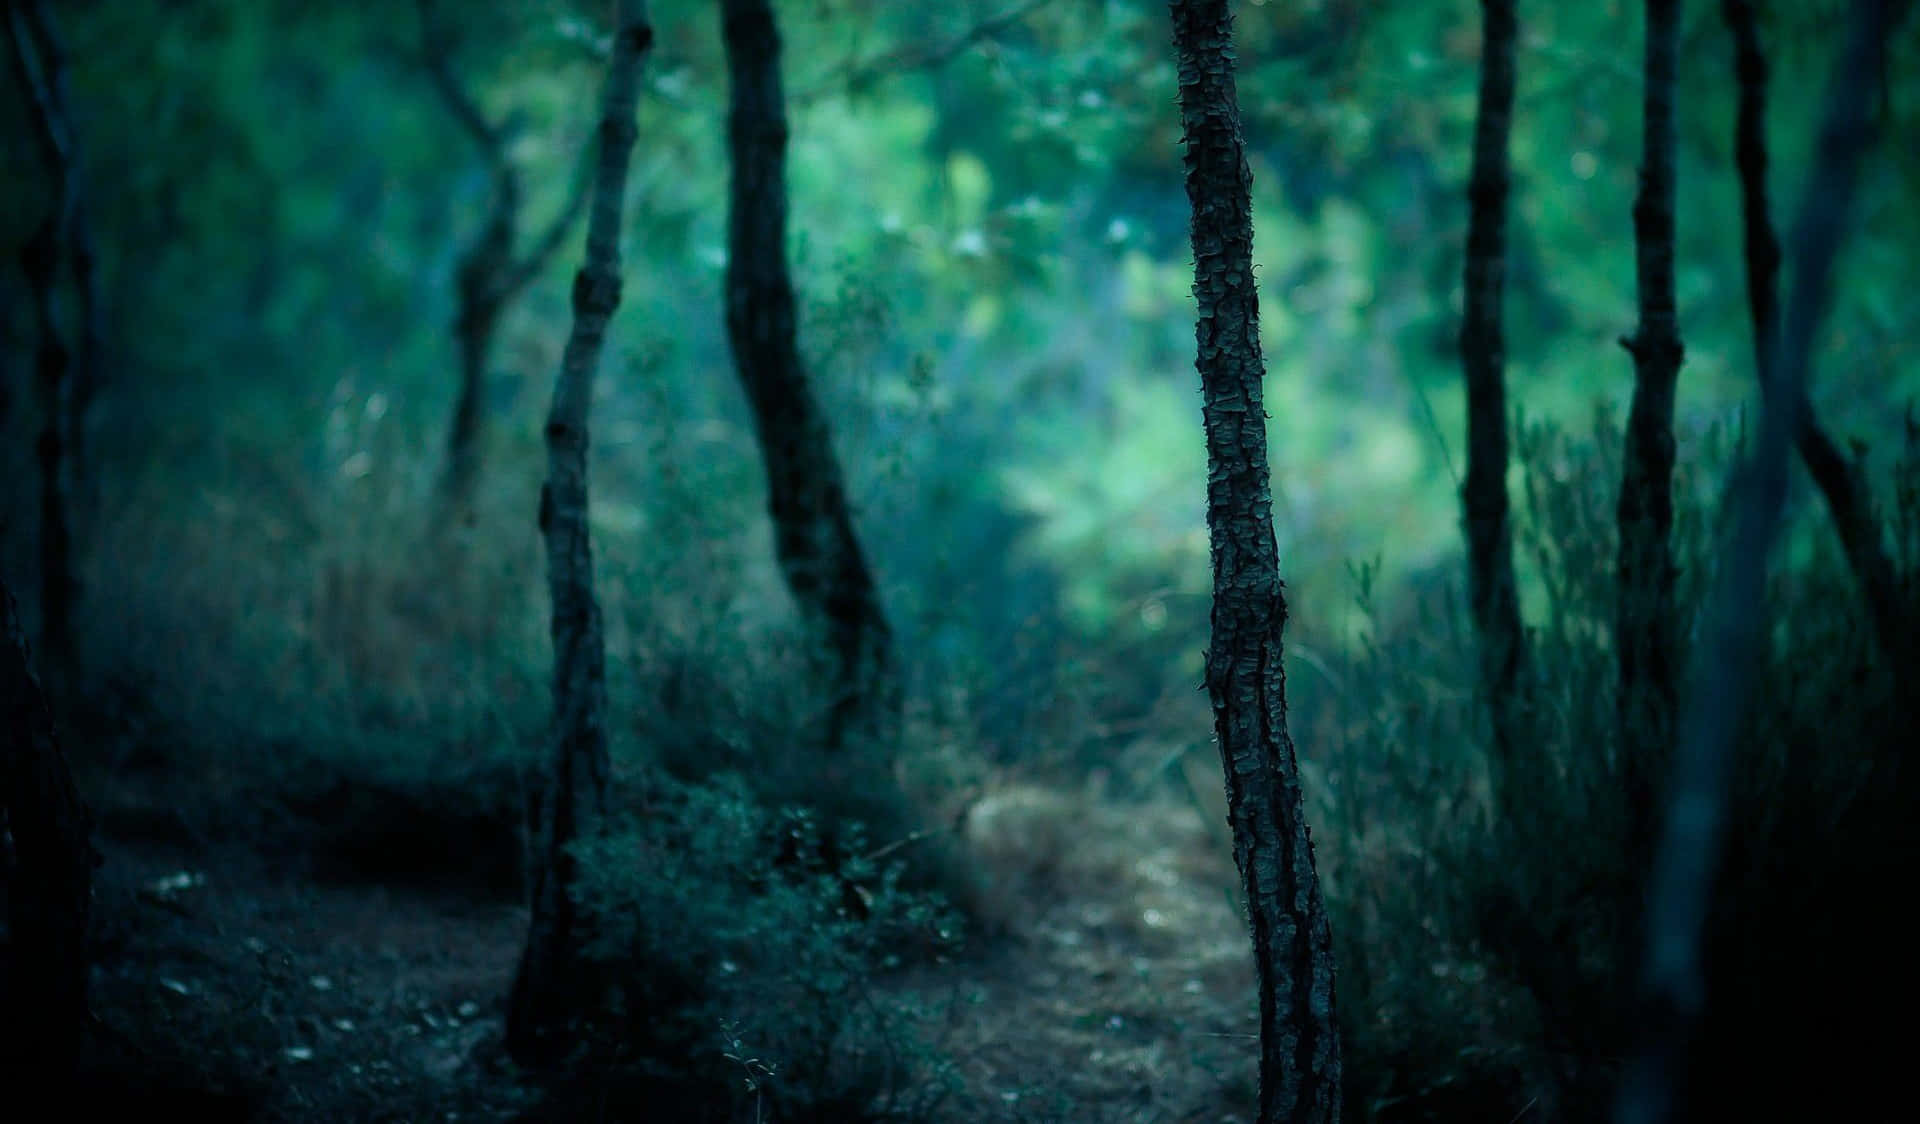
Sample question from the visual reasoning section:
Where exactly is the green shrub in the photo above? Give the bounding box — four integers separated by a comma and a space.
567, 773, 961, 1123
1317, 407, 1919, 1121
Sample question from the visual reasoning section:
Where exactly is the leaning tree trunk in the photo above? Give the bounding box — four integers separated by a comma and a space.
1612, 5, 1911, 1121
505, 0, 652, 1067
1459, 0, 1528, 805
720, 0, 896, 755
1169, 3, 1341, 1122
1, 572, 95, 1089
1614, 0, 1685, 877
6, 0, 98, 680
1719, 0, 1914, 674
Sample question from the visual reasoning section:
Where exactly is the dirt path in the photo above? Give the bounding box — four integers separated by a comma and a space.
82, 789, 1261, 1123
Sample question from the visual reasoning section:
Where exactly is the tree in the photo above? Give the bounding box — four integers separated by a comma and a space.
720, 0, 896, 754
5, 0, 101, 679
1459, 0, 1528, 804
1614, 0, 1685, 874
0, 571, 96, 1090
1719, 0, 1915, 674
1168, 3, 1341, 1121
416, 0, 594, 523
1613, 4, 1914, 1120
506, 0, 653, 1067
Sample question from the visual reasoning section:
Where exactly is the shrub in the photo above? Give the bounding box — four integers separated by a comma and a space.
566, 773, 961, 1123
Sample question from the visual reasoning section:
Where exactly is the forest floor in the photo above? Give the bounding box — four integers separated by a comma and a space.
67, 757, 1266, 1124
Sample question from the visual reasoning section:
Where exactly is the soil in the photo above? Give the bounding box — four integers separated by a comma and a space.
60, 765, 1266, 1124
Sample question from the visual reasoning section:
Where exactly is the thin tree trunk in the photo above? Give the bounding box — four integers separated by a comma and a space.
1168, 4, 1341, 1121
1613, 5, 1911, 1121
1459, 0, 1528, 804
1, 572, 95, 1088
420, 0, 594, 522
1720, 0, 1914, 672
721, 0, 896, 754
1615, 0, 1685, 875
505, 0, 652, 1067
5, 0, 93, 678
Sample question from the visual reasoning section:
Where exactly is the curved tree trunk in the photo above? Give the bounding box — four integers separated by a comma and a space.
1168, 3, 1341, 1121
1613, 5, 1912, 1121
506, 0, 652, 1067
1, 572, 95, 1089
1459, 0, 1528, 805
1615, 0, 1685, 877
419, 0, 594, 523
721, 0, 896, 755
1719, 0, 1914, 673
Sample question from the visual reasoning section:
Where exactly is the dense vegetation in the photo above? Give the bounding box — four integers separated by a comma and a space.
3, 1, 1916, 1121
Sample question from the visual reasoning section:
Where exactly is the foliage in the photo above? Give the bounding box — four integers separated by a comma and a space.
1312, 410, 1919, 1119
568, 773, 962, 1123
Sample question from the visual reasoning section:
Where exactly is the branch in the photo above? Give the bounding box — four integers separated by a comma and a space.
797, 0, 1059, 104
416, 0, 504, 158
499, 135, 597, 298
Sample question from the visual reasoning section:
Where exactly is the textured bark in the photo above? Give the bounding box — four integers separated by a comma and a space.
1613, 5, 1912, 1121
5, 0, 97, 677
506, 0, 651, 1067
721, 0, 896, 753
1720, 0, 1914, 673
421, 0, 594, 521
1, 572, 95, 1087
1459, 0, 1528, 802
1169, 4, 1341, 1121
1614, 0, 1685, 873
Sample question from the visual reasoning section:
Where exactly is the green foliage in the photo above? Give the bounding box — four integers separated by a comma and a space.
1314, 409, 1920, 1118
568, 774, 961, 1123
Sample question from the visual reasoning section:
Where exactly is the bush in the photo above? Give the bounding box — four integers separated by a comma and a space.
1316, 408, 1920, 1121
565, 773, 961, 1124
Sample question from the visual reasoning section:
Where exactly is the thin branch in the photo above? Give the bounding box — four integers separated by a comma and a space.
500, 136, 597, 298
797, 0, 1060, 103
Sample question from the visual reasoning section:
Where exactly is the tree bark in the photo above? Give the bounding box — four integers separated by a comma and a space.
420, 0, 594, 522
1719, 0, 1915, 674
1613, 5, 1912, 1121
1169, 4, 1341, 1121
5, 0, 97, 679
721, 0, 896, 754
1614, 0, 1685, 875
1459, 0, 1529, 805
505, 0, 652, 1067
1, 571, 95, 1088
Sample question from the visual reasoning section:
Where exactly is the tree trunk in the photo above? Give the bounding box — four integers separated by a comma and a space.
420, 0, 594, 523
1459, 0, 1528, 805
1614, 0, 1685, 876
1719, 0, 1915, 674
720, 0, 896, 755
1613, 5, 1911, 1121
505, 0, 652, 1067
1168, 4, 1341, 1122
5, 0, 94, 679
1, 572, 95, 1088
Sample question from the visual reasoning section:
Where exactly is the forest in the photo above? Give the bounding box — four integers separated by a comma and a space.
2, 0, 1917, 1121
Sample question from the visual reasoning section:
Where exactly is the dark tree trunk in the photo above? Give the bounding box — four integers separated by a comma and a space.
1168, 3, 1341, 1122
505, 0, 651, 1067
1, 572, 95, 1088
1459, 0, 1528, 803
419, 0, 594, 523
1613, 5, 1912, 1121
1614, 0, 1685, 875
721, 0, 896, 754
6, 0, 97, 679
1720, 0, 1915, 673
